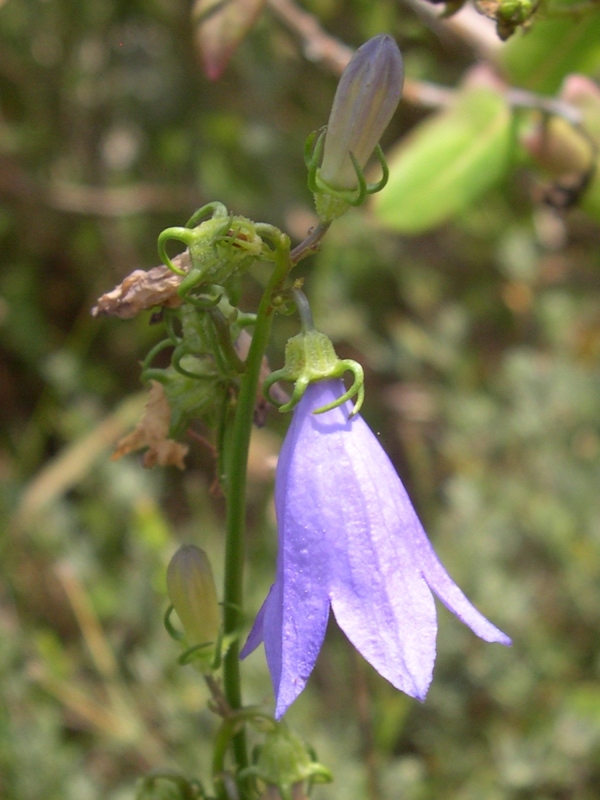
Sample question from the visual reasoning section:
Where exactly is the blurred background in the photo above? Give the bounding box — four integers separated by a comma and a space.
2, 0, 600, 798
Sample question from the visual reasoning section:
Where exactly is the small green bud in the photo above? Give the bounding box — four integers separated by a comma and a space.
166, 545, 220, 666
473, 0, 535, 39
319, 35, 403, 192
241, 722, 332, 800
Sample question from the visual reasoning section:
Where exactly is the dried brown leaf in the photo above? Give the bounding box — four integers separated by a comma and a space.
91, 252, 190, 319
112, 382, 189, 469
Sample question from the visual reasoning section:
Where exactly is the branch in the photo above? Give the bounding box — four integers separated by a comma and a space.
267, 0, 353, 74
267, 0, 467, 106
267, 0, 584, 122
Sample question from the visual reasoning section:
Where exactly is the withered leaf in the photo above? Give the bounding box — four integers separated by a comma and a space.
112, 381, 189, 469
91, 252, 190, 319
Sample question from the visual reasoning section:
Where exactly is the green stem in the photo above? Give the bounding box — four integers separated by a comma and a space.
221, 240, 291, 787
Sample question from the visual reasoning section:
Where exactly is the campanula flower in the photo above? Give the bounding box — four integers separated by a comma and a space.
242, 380, 510, 718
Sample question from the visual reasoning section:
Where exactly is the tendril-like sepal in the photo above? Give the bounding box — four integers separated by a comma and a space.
238, 720, 332, 800
305, 129, 390, 221
136, 769, 205, 800
264, 327, 365, 417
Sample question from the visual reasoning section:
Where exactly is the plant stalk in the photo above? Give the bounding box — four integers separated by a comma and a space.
221, 242, 291, 786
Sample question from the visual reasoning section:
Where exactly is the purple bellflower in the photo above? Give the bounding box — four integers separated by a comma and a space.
241, 379, 510, 719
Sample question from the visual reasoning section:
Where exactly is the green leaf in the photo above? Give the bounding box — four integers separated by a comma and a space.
499, 13, 600, 95
373, 88, 514, 235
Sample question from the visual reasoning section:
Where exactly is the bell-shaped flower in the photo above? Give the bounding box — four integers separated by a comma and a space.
241, 380, 510, 718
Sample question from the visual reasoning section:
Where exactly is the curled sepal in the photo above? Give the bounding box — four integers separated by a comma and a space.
157, 205, 288, 303
158, 227, 198, 276
158, 203, 230, 277
164, 604, 186, 643
306, 131, 390, 221
136, 769, 205, 800
263, 328, 364, 417
239, 721, 332, 800
185, 201, 229, 228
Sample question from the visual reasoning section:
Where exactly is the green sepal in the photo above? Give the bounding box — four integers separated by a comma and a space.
264, 328, 364, 416
305, 128, 390, 221
136, 769, 204, 800
239, 721, 332, 800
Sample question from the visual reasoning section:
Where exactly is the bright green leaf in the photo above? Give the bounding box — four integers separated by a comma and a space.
373, 88, 514, 235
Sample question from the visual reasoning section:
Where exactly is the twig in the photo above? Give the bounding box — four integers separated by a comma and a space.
0, 159, 200, 217
266, 0, 455, 107
267, 0, 353, 73
402, 0, 502, 55
267, 0, 585, 123
48, 182, 200, 216
508, 88, 583, 126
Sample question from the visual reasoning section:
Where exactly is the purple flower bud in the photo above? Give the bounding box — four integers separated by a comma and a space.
319, 35, 403, 191
167, 544, 220, 653
241, 380, 510, 718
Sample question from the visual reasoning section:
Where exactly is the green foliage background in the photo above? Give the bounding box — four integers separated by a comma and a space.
1, 0, 600, 798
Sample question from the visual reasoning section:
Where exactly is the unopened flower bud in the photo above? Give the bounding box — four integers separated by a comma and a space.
318, 34, 403, 195
494, 0, 535, 40
167, 545, 220, 660
242, 722, 332, 800
523, 77, 600, 176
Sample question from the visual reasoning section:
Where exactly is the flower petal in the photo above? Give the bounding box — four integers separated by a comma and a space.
290, 381, 437, 699
265, 576, 330, 719
264, 399, 333, 718
240, 587, 270, 659
316, 378, 511, 649
410, 527, 512, 645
